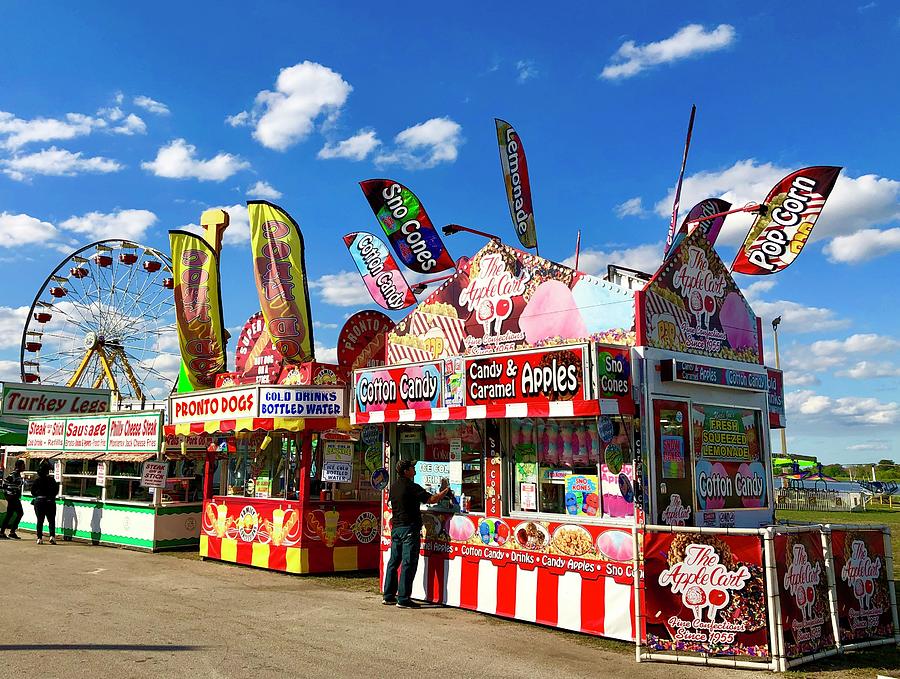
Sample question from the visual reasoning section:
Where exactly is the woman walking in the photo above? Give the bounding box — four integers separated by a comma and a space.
31, 462, 59, 545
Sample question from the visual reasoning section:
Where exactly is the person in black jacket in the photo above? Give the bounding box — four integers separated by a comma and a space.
382, 459, 450, 609
30, 461, 59, 545
0, 458, 26, 539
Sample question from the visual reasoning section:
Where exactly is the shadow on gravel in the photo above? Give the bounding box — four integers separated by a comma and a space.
0, 644, 204, 652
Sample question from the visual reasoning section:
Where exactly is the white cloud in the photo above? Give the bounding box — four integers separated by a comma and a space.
0, 212, 61, 247
248, 180, 282, 200
110, 113, 146, 136
375, 117, 463, 170
824, 227, 900, 264
314, 341, 338, 363
232, 61, 352, 151
786, 390, 900, 426
59, 209, 158, 241
749, 298, 848, 334
0, 359, 20, 382
834, 361, 900, 379
142, 138, 249, 181
782, 370, 819, 387
601, 24, 736, 80
562, 242, 662, 275
809, 333, 900, 356
653, 160, 900, 249
0, 306, 29, 349
614, 197, 645, 218
309, 271, 372, 306
179, 203, 250, 246
516, 59, 538, 83
0, 110, 107, 150
318, 129, 381, 161
742, 279, 776, 298
847, 441, 890, 452
1, 147, 123, 181
225, 111, 250, 127
133, 95, 170, 116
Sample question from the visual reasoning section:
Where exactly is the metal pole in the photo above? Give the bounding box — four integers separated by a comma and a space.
574, 230, 581, 271
773, 324, 788, 455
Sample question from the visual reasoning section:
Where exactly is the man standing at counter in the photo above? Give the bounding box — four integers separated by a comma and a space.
383, 459, 450, 609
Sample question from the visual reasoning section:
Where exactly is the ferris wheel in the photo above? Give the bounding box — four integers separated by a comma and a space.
19, 239, 179, 404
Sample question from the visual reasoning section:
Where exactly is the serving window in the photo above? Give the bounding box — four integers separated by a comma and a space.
60, 458, 102, 500
508, 416, 635, 521
395, 421, 485, 514
226, 435, 299, 500
105, 461, 152, 503
313, 429, 384, 502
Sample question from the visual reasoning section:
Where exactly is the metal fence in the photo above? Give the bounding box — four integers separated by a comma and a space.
775, 487, 867, 512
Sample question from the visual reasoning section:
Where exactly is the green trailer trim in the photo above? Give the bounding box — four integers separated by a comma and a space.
155, 537, 200, 549
14, 521, 154, 549
156, 503, 203, 516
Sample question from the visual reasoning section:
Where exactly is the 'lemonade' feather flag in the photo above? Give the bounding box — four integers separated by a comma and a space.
731, 166, 842, 275
664, 105, 697, 259
248, 200, 315, 361
359, 179, 455, 274
343, 232, 417, 311
495, 118, 538, 250
169, 230, 227, 392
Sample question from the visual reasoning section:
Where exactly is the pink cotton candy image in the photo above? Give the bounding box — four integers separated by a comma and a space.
519, 280, 588, 344
719, 291, 756, 350
596, 529, 634, 562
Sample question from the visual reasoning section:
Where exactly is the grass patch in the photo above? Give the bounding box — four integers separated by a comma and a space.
783, 644, 900, 677
778, 506, 900, 579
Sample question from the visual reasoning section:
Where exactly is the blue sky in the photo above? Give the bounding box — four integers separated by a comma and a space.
1, 2, 898, 463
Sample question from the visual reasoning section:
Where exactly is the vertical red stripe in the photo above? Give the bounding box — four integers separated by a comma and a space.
458, 558, 479, 610
235, 541, 253, 567
426, 555, 446, 603
580, 575, 606, 635
206, 536, 222, 560
268, 545, 287, 572
306, 543, 335, 573
535, 567, 559, 627
495, 563, 518, 618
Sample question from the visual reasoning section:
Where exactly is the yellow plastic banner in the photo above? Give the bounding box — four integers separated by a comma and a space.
169, 230, 227, 391
248, 201, 315, 363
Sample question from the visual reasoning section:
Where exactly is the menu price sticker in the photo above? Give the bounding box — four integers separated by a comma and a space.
322, 441, 354, 484
140, 461, 168, 488
521, 482, 537, 510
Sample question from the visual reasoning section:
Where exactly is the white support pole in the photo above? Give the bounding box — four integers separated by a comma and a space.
883, 526, 900, 644
763, 527, 785, 671
821, 525, 842, 653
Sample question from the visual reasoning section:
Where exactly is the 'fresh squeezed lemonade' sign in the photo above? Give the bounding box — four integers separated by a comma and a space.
692, 405, 766, 511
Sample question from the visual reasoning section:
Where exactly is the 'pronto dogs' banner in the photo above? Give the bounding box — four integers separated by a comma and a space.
642, 531, 770, 659
359, 179, 455, 274
343, 232, 417, 311
731, 166, 841, 275
169, 230, 227, 391
495, 118, 537, 249
774, 531, 836, 659
248, 201, 315, 363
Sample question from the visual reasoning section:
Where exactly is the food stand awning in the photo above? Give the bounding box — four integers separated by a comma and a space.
49, 451, 104, 460
352, 399, 603, 425
97, 452, 156, 462
164, 416, 351, 437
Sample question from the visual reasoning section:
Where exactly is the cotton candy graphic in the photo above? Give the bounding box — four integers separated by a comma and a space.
572, 423, 588, 466
719, 291, 757, 351
559, 422, 573, 467
546, 421, 560, 465
519, 280, 588, 344
537, 420, 549, 465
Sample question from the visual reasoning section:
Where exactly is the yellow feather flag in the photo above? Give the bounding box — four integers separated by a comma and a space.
248, 201, 315, 362
169, 230, 228, 392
